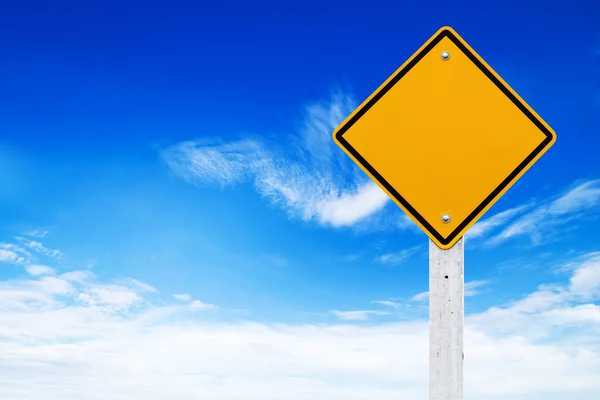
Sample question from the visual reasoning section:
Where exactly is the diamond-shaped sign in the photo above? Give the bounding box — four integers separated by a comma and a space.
333, 26, 556, 249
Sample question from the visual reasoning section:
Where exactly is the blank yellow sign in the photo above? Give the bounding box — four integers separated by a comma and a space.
333, 26, 556, 249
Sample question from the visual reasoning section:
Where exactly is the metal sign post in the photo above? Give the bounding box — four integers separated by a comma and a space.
429, 238, 464, 399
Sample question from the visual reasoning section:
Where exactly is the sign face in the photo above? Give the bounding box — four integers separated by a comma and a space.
333, 26, 556, 249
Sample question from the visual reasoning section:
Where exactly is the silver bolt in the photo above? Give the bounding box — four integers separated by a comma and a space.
441, 214, 451, 223
441, 51, 450, 60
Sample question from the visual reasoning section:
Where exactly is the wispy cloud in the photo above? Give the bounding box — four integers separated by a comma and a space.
411, 290, 429, 302
173, 293, 192, 302
25, 229, 48, 239
375, 245, 422, 265
316, 183, 390, 227
0, 233, 63, 266
77, 285, 143, 311
190, 300, 217, 310
467, 203, 533, 240
162, 90, 391, 228
0, 243, 29, 264
172, 294, 217, 310
397, 214, 420, 232
0, 250, 24, 264
15, 236, 61, 259
462, 179, 600, 245
124, 278, 157, 293
331, 309, 392, 321
371, 300, 404, 308
410, 280, 490, 302
25, 264, 56, 276
468, 252, 600, 341
487, 180, 600, 245
464, 280, 490, 296
0, 264, 213, 319
565, 252, 600, 301
60, 270, 94, 283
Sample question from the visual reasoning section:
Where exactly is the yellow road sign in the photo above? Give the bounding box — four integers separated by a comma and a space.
333, 26, 556, 249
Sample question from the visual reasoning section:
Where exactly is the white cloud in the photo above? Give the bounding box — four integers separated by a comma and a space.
35, 276, 75, 295
0, 249, 24, 264
15, 236, 61, 259
566, 252, 600, 301
162, 91, 391, 228
375, 245, 422, 265
549, 180, 600, 214
2, 253, 600, 398
189, 300, 217, 310
467, 203, 532, 240
468, 253, 600, 341
173, 293, 192, 302
488, 180, 600, 245
449, 179, 600, 245
163, 138, 260, 185
316, 182, 390, 227
25, 229, 48, 239
60, 270, 94, 283
77, 285, 143, 310
172, 295, 215, 309
0, 243, 29, 264
397, 214, 420, 231
125, 278, 157, 293
331, 309, 392, 321
411, 290, 429, 302
1, 235, 61, 265
25, 265, 56, 276
371, 300, 403, 308
410, 280, 490, 302
464, 280, 490, 297
0, 264, 164, 317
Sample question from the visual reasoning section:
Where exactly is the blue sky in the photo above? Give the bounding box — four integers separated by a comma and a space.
1, 1, 599, 398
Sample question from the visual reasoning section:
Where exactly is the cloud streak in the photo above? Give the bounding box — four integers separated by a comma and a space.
467, 203, 533, 240
1, 232, 62, 266
375, 245, 422, 265
162, 91, 391, 228
25, 265, 56, 276
15, 236, 61, 259
463, 179, 600, 246
487, 180, 600, 245
410, 280, 490, 302
0, 243, 28, 264
331, 309, 392, 321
